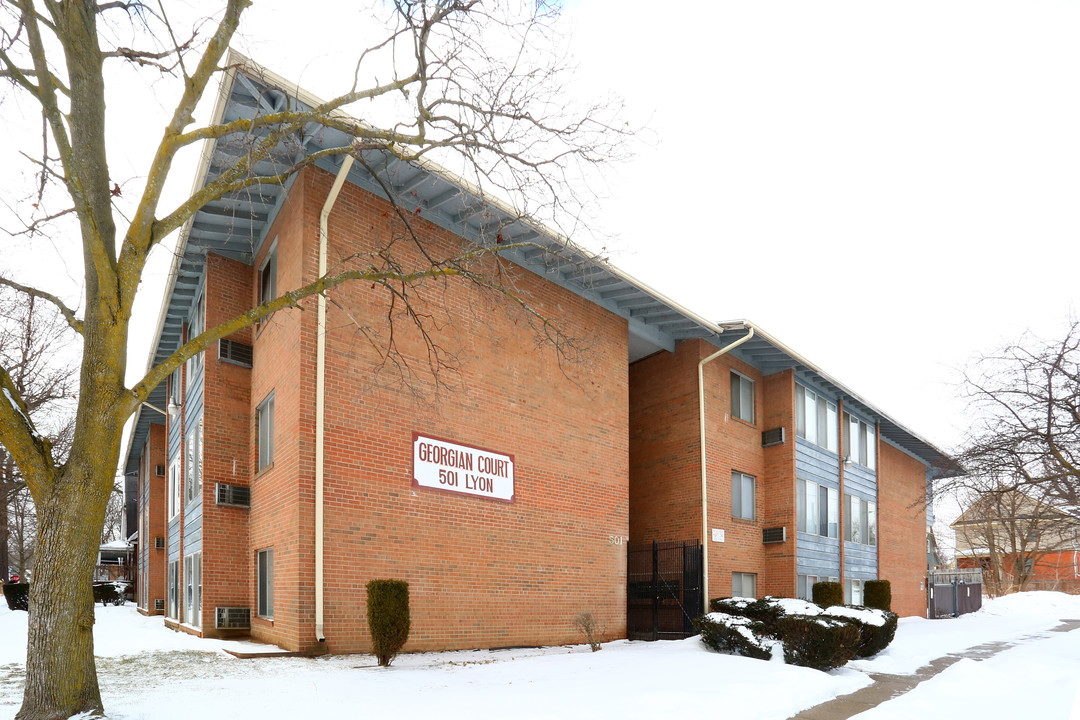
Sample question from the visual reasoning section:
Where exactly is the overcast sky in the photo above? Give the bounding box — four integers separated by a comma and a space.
6, 0, 1079, 468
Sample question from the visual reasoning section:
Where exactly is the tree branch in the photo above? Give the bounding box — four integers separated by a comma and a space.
0, 276, 84, 335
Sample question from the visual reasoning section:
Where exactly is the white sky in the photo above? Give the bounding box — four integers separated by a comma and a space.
4, 0, 1080, 462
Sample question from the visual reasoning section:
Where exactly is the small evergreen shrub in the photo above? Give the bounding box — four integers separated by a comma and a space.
812, 581, 843, 608
2, 583, 29, 611
775, 614, 860, 671
366, 579, 410, 667
864, 580, 892, 612
824, 605, 898, 658
694, 613, 773, 661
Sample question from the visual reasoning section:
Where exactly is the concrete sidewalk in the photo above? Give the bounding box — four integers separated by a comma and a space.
789, 619, 1080, 720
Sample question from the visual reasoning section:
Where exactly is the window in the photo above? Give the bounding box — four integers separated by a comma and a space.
844, 412, 876, 470
732, 572, 757, 599
797, 478, 838, 538
257, 392, 275, 472
167, 456, 181, 519
795, 385, 838, 453
186, 293, 204, 384
730, 371, 754, 423
731, 471, 755, 520
257, 548, 274, 618
184, 552, 201, 627
185, 419, 202, 506
167, 560, 179, 620
844, 494, 877, 545
845, 578, 865, 605
259, 241, 277, 306
169, 366, 182, 406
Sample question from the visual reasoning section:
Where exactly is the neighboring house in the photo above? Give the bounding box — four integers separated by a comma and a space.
122, 54, 956, 654
96, 539, 134, 583
952, 489, 1080, 594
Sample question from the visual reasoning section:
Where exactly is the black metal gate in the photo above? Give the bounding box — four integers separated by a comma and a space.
928, 569, 983, 618
627, 540, 703, 640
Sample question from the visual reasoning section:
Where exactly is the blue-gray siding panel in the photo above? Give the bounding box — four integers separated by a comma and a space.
795, 438, 840, 487
796, 533, 841, 576
844, 542, 878, 577
183, 499, 202, 554
167, 516, 181, 564
844, 463, 877, 500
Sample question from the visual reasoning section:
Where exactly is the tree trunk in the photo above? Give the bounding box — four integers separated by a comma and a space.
17, 465, 111, 720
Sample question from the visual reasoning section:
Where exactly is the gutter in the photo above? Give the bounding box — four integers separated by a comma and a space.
314, 155, 355, 644
698, 327, 755, 603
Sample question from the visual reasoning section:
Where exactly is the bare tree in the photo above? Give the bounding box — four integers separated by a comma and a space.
99, 483, 124, 545
941, 321, 1080, 510
951, 481, 1080, 596
0, 2, 627, 718
0, 292, 76, 582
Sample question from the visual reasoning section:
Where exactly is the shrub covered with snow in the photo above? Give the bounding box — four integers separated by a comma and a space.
694, 612, 774, 660
775, 614, 861, 670
823, 605, 898, 658
710, 596, 821, 634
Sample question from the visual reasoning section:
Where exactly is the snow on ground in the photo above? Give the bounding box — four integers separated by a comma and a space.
2, 592, 1079, 719
848, 591, 1080, 675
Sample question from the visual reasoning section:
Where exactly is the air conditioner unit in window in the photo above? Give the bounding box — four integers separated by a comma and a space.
155, 537, 165, 550
154, 599, 165, 612
218, 338, 254, 367
762, 526, 787, 544
215, 607, 251, 630
216, 483, 251, 508
761, 427, 785, 448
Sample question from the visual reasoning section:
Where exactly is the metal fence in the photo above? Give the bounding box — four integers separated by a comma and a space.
928, 569, 983, 618
627, 540, 703, 641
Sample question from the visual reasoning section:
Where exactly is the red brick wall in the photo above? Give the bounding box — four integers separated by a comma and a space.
142, 424, 167, 613
199, 253, 256, 635
762, 370, 796, 598
628, 341, 795, 602
247, 167, 628, 653
877, 441, 929, 617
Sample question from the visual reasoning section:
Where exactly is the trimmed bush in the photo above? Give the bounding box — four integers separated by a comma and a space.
824, 605, 898, 658
775, 614, 860, 671
711, 596, 821, 635
694, 612, 773, 661
366, 579, 410, 667
812, 581, 843, 608
864, 580, 892, 612
3, 583, 29, 611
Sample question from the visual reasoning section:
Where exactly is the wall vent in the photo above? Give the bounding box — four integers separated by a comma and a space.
218, 339, 254, 368
154, 598, 165, 612
215, 607, 251, 630
155, 537, 165, 550
762, 526, 787, 544
761, 427, 786, 448
216, 483, 251, 508
155, 464, 166, 477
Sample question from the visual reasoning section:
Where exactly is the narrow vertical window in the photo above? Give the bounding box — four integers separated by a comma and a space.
168, 457, 181, 519
260, 242, 277, 306
796, 479, 806, 533
826, 402, 838, 453
257, 548, 274, 618
730, 372, 754, 423
827, 487, 839, 539
866, 424, 876, 470
257, 392, 275, 472
867, 501, 877, 546
185, 419, 202, 505
731, 471, 755, 520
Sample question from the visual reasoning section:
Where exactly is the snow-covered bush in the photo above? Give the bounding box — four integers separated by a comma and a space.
693, 612, 774, 660
710, 596, 821, 634
775, 614, 860, 670
823, 605, 898, 657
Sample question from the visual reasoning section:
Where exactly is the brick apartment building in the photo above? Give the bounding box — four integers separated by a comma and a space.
123, 56, 955, 653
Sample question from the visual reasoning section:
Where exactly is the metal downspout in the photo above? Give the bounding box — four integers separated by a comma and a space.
698, 327, 755, 603
315, 155, 355, 643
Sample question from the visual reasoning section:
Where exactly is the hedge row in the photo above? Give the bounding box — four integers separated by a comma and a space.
3, 582, 128, 611
703, 594, 898, 671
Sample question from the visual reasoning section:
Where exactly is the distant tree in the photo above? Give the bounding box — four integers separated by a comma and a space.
950, 482, 1080, 595
99, 483, 124, 545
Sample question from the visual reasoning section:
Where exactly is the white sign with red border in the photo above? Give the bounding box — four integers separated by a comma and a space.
412, 432, 515, 503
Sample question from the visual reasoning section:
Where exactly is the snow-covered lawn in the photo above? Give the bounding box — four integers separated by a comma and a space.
1, 592, 1078, 719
